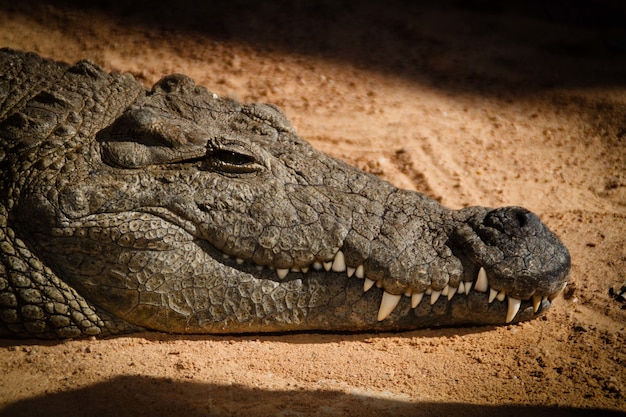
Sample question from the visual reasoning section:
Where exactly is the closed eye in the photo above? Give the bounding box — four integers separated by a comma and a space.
204, 148, 265, 174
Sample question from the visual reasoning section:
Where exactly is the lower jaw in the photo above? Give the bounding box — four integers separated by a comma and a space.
384, 291, 550, 330
164, 277, 551, 334
299, 286, 551, 332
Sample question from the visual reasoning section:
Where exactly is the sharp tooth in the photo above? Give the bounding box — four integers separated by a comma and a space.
430, 289, 441, 305
404, 289, 412, 297
312, 261, 323, 270
276, 268, 289, 279
301, 267, 309, 273
425, 287, 432, 295
532, 295, 542, 312
496, 291, 506, 302
411, 292, 424, 308
441, 285, 449, 296
447, 285, 458, 300
355, 264, 365, 279
475, 267, 488, 292
488, 288, 498, 303
506, 297, 522, 323
236, 257, 244, 264
323, 260, 332, 271
378, 292, 402, 321
347, 266, 356, 278
464, 281, 473, 293
364, 278, 376, 292
458, 281, 465, 295
332, 251, 346, 272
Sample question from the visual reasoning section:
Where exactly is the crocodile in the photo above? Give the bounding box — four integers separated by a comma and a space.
0, 49, 570, 339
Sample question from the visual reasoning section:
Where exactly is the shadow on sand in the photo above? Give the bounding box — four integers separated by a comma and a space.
4, 0, 626, 95
1, 374, 624, 417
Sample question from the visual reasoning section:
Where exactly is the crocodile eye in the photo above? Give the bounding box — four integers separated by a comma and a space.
204, 146, 264, 175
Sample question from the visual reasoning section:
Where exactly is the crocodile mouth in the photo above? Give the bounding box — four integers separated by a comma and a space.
217, 248, 566, 324
136, 205, 566, 326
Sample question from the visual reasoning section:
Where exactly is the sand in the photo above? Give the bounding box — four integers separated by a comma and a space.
0, 1, 625, 416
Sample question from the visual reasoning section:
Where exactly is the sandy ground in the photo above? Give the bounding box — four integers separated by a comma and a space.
0, 1, 625, 416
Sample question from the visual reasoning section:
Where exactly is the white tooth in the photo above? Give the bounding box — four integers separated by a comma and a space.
411, 292, 424, 308
425, 287, 432, 295
276, 268, 289, 279
404, 289, 412, 297
332, 251, 346, 272
355, 264, 365, 279
375, 280, 383, 288
441, 285, 449, 296
291, 267, 300, 272
301, 267, 309, 273
347, 266, 356, 278
430, 290, 441, 305
323, 260, 332, 271
506, 297, 522, 323
364, 278, 376, 292
464, 281, 473, 293
312, 261, 323, 271
475, 267, 488, 292
447, 285, 458, 300
532, 295, 542, 312
496, 291, 506, 302
378, 292, 402, 321
236, 257, 244, 264
488, 288, 498, 303
458, 281, 465, 295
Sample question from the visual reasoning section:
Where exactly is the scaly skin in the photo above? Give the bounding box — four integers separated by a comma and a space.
0, 49, 570, 338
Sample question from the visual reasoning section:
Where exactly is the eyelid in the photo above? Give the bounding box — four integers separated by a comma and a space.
98, 107, 209, 168
100, 139, 206, 168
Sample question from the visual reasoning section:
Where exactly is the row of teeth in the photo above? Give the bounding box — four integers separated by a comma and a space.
224, 250, 556, 324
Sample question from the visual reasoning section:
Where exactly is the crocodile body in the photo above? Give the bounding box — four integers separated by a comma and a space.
0, 49, 570, 339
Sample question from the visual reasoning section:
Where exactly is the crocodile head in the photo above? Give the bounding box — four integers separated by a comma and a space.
2, 53, 570, 336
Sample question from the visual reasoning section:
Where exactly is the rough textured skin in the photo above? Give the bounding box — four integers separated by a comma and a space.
0, 49, 570, 339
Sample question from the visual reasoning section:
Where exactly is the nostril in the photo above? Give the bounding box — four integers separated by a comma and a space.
515, 210, 529, 228
484, 207, 535, 235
